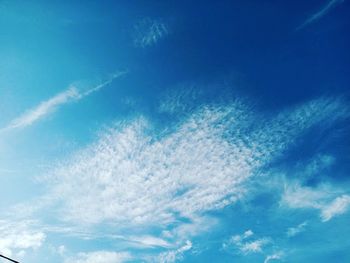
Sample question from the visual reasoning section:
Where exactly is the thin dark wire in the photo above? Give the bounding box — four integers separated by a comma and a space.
0, 254, 20, 263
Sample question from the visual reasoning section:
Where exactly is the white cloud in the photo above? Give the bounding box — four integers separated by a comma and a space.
157, 240, 192, 263
64, 251, 131, 263
133, 18, 169, 48
159, 85, 200, 115
321, 194, 350, 222
8, 96, 344, 261
286, 221, 308, 237
241, 239, 270, 254
3, 87, 79, 130
128, 235, 171, 248
1, 71, 126, 131
0, 220, 46, 258
264, 251, 284, 263
297, 0, 345, 30
281, 183, 350, 222
223, 230, 270, 255
281, 183, 327, 210
42, 98, 346, 228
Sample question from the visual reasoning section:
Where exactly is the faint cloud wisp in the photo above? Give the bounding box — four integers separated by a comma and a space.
133, 18, 169, 48
296, 0, 345, 30
0, 71, 127, 132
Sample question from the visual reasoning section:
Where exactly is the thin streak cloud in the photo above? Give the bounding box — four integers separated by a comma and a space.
1, 71, 127, 132
296, 0, 345, 30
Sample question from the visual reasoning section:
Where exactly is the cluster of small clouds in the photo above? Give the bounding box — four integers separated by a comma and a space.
43, 98, 347, 228
223, 230, 283, 262
12, 96, 341, 262
133, 18, 169, 48
62, 241, 192, 263
281, 182, 350, 222
2, 79, 348, 262
0, 3, 348, 262
156, 241, 192, 263
0, 220, 45, 259
223, 230, 270, 255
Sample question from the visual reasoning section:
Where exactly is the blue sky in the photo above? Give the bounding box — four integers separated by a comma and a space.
0, 1, 349, 262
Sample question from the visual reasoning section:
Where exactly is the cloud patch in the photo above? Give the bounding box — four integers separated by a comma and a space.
14, 96, 345, 262
156, 241, 192, 263
286, 221, 308, 237
264, 251, 284, 263
223, 230, 270, 255
1, 71, 126, 131
40, 98, 346, 230
281, 182, 350, 222
321, 194, 350, 222
133, 18, 169, 48
64, 251, 131, 263
0, 220, 46, 258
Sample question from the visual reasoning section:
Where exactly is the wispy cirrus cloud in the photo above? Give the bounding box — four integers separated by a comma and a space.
44, 98, 346, 227
321, 194, 350, 221
286, 221, 308, 237
11, 94, 347, 262
15, 95, 342, 263
2, 87, 79, 131
264, 251, 284, 263
296, 0, 345, 30
156, 241, 192, 263
133, 18, 169, 48
128, 235, 171, 249
224, 230, 285, 262
281, 182, 350, 222
223, 230, 271, 255
64, 251, 132, 263
1, 71, 126, 132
